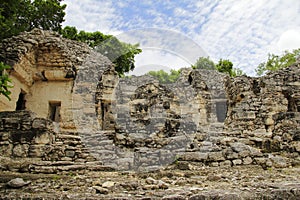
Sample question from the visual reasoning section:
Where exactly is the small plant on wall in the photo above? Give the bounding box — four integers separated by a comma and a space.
0, 62, 12, 100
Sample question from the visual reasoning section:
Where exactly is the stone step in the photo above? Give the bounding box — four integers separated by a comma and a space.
30, 161, 115, 173
56, 134, 82, 141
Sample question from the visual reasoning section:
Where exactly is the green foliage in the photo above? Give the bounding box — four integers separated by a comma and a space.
192, 56, 216, 70
232, 68, 245, 77
147, 69, 181, 84
193, 56, 243, 77
0, 62, 13, 100
256, 48, 300, 76
61, 26, 142, 76
216, 59, 235, 76
0, 0, 66, 41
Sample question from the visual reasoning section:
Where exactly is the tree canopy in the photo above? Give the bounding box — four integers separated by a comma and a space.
147, 69, 181, 84
61, 26, 142, 76
192, 56, 216, 70
193, 57, 244, 77
216, 59, 234, 76
0, 0, 66, 41
255, 48, 300, 76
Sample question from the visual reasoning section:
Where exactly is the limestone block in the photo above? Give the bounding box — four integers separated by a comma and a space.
44, 70, 70, 81
65, 150, 76, 158
12, 144, 28, 157
232, 159, 242, 165
219, 160, 232, 167
208, 151, 225, 161
32, 118, 50, 130
270, 156, 289, 168
243, 156, 253, 165
293, 142, 300, 152
230, 142, 250, 153
236, 111, 256, 119
0, 143, 13, 156
178, 152, 208, 162
34, 132, 53, 144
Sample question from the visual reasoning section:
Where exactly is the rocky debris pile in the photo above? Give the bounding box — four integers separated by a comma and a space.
0, 165, 299, 199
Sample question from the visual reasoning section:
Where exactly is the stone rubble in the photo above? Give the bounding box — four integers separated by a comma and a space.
0, 165, 299, 199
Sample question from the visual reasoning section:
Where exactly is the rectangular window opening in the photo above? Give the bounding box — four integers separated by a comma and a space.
49, 101, 61, 122
216, 101, 227, 122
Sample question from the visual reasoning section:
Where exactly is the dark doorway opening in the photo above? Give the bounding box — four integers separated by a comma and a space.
216, 101, 227, 122
49, 101, 61, 122
16, 91, 26, 110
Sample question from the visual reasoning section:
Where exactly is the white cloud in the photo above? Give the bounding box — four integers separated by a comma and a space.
193, 0, 300, 75
127, 50, 190, 76
62, 0, 119, 34
277, 29, 300, 52
62, 0, 300, 76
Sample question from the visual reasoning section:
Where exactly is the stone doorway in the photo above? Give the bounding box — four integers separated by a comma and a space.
16, 90, 26, 111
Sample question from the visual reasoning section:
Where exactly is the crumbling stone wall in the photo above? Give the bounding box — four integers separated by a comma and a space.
0, 111, 111, 173
224, 62, 300, 167
0, 29, 114, 130
0, 111, 54, 158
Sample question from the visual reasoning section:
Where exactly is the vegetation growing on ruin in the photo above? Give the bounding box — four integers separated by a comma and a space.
60, 26, 142, 77
192, 56, 216, 70
0, 62, 12, 100
147, 57, 246, 84
147, 69, 181, 84
256, 48, 300, 76
192, 57, 244, 77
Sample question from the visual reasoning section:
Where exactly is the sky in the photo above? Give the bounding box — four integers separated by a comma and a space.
62, 0, 300, 76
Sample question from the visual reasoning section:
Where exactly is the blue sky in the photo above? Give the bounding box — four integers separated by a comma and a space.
63, 0, 300, 76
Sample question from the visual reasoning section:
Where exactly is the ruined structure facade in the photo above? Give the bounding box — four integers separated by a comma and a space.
0, 29, 114, 129
0, 29, 299, 173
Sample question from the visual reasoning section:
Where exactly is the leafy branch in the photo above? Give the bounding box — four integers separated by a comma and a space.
0, 62, 13, 100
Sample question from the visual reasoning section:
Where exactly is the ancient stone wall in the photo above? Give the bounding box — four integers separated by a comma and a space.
0, 111, 117, 173
224, 62, 300, 167
0, 29, 114, 129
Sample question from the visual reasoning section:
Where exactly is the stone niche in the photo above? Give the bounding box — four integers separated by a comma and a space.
0, 29, 114, 130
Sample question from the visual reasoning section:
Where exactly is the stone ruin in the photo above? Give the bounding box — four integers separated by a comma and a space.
0, 29, 299, 173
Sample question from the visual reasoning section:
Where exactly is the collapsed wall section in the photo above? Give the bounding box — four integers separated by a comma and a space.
224, 62, 300, 167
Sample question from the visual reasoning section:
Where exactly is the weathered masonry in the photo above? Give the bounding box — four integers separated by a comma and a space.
0, 29, 299, 172
0, 29, 114, 130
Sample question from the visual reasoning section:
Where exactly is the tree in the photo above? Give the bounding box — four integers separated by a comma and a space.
61, 26, 142, 76
193, 56, 216, 70
0, 62, 12, 100
0, 0, 66, 41
147, 69, 181, 84
256, 48, 300, 76
216, 59, 234, 76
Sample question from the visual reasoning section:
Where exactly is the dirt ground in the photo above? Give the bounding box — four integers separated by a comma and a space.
0, 163, 300, 200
